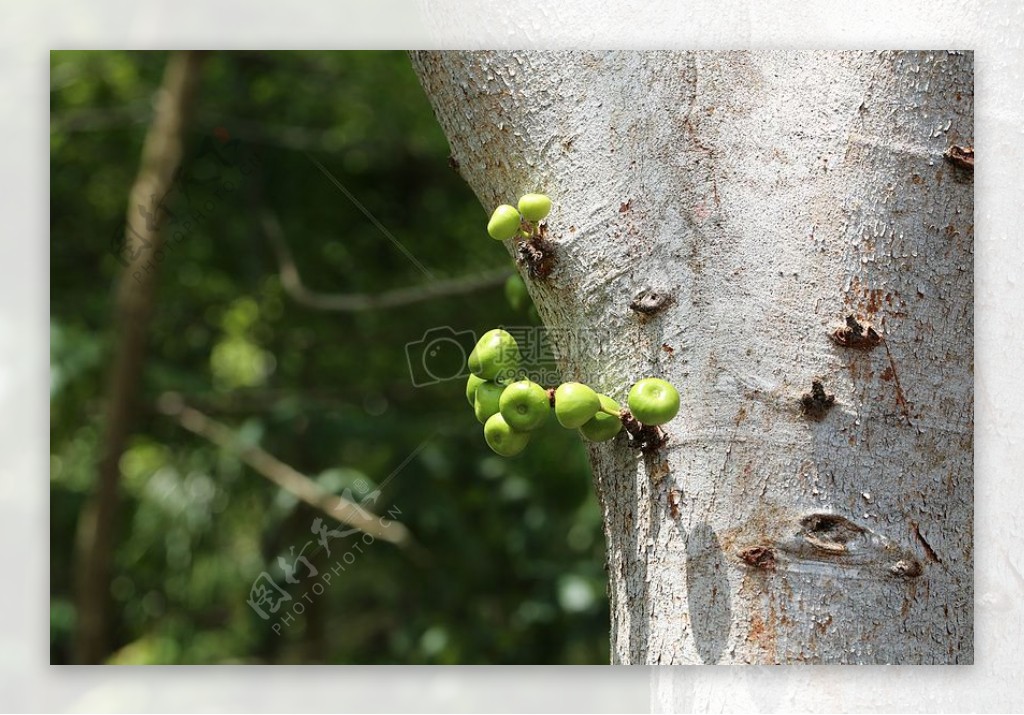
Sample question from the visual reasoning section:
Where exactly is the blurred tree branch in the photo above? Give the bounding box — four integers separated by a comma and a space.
73, 51, 205, 665
156, 393, 420, 552
258, 207, 510, 312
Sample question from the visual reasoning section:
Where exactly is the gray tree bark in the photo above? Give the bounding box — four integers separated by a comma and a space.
411, 51, 972, 665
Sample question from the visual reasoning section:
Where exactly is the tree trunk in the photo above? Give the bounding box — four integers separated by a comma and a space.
73, 51, 204, 664
411, 51, 973, 664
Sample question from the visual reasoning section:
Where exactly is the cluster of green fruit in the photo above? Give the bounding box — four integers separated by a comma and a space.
487, 193, 552, 241
465, 329, 681, 457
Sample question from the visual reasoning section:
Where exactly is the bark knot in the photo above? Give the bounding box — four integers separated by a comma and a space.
890, 558, 924, 579
629, 287, 673, 318
800, 380, 835, 420
739, 545, 776, 570
944, 144, 974, 171
829, 315, 882, 350
800, 513, 865, 553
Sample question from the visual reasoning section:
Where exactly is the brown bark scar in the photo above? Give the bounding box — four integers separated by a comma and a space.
911, 521, 941, 563
944, 144, 974, 171
648, 454, 671, 486
739, 545, 776, 570
829, 314, 882, 350
800, 380, 835, 420
890, 559, 924, 579
668, 488, 682, 519
882, 338, 913, 426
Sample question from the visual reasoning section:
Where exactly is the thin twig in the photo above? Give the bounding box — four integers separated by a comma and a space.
156, 392, 417, 550
258, 208, 510, 312
303, 153, 437, 280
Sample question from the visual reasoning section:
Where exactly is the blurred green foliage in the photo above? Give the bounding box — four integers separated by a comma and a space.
50, 51, 608, 664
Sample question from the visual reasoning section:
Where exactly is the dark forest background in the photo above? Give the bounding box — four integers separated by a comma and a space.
50, 51, 607, 664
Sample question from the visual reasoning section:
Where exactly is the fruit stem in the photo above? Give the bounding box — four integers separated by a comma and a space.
619, 408, 668, 453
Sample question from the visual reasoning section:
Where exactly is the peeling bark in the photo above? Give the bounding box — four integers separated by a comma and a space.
412, 51, 973, 664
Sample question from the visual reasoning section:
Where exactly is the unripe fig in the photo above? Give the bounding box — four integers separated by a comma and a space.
468, 329, 521, 380
627, 378, 680, 426
484, 413, 531, 457
498, 379, 550, 432
579, 394, 623, 442
466, 373, 486, 407
504, 273, 529, 312
487, 204, 522, 241
517, 193, 551, 222
554, 382, 601, 429
473, 381, 505, 424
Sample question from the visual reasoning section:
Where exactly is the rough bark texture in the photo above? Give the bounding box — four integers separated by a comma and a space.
411, 51, 972, 664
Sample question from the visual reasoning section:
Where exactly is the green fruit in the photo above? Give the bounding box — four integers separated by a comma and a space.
499, 380, 550, 432
487, 204, 522, 241
473, 381, 505, 424
484, 413, 531, 457
466, 374, 486, 407
468, 329, 520, 380
579, 394, 623, 442
627, 378, 680, 426
504, 273, 529, 312
554, 382, 601, 429
518, 193, 551, 222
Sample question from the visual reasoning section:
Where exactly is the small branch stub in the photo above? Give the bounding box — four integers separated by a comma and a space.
739, 545, 777, 570
830, 315, 881, 350
800, 380, 835, 420
944, 144, 974, 171
629, 287, 674, 318
890, 558, 924, 579
619, 408, 668, 453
